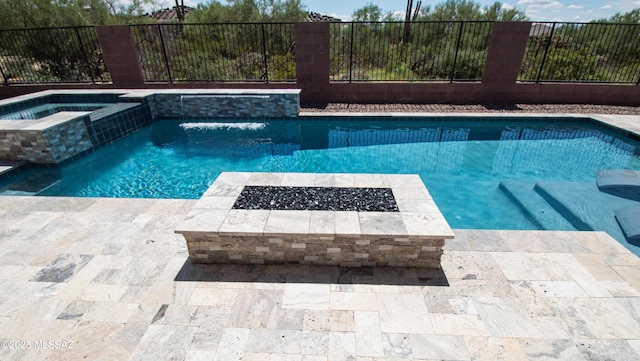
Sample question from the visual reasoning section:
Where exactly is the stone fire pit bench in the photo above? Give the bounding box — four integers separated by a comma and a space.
175, 172, 454, 268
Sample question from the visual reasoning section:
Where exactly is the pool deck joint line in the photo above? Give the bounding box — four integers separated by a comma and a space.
176, 172, 454, 268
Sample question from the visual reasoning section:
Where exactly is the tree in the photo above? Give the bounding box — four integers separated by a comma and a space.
188, 0, 307, 23
482, 2, 528, 21
104, 0, 157, 24
0, 0, 111, 29
403, 0, 423, 43
603, 8, 640, 24
187, 2, 230, 23
174, 0, 185, 22
166, 0, 305, 82
0, 0, 116, 84
0, 0, 164, 29
417, 0, 527, 21
519, 9, 640, 82
334, 0, 526, 82
351, 3, 385, 22
423, 0, 483, 21
263, 0, 307, 21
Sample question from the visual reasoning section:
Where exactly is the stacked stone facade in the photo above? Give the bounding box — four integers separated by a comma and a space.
186, 234, 445, 268
176, 172, 454, 268
152, 90, 300, 119
0, 115, 92, 164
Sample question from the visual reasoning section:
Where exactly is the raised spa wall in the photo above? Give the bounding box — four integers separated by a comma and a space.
0, 89, 301, 165
147, 89, 300, 119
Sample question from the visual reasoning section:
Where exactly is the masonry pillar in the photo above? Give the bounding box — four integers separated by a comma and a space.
96, 25, 145, 87
482, 22, 532, 84
295, 22, 330, 102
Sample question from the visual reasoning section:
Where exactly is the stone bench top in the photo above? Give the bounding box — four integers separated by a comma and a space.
175, 172, 454, 240
1, 111, 92, 131
121, 89, 302, 98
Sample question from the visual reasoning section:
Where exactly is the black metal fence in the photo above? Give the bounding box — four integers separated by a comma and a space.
0, 26, 111, 85
330, 21, 495, 82
1, 21, 638, 86
131, 23, 296, 83
520, 22, 640, 84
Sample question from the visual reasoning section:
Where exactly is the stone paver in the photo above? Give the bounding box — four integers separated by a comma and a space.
0, 196, 638, 360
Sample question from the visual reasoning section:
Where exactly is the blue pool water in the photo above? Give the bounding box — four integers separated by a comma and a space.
4, 117, 640, 252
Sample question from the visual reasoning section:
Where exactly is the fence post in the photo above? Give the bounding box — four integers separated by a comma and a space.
482, 21, 532, 85
75, 27, 96, 84
156, 25, 173, 83
95, 25, 145, 87
536, 22, 556, 83
295, 22, 330, 102
0, 62, 7, 86
261, 23, 269, 83
349, 24, 354, 83
450, 22, 464, 82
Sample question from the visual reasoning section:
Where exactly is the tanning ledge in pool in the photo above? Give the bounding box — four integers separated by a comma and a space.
596, 169, 640, 201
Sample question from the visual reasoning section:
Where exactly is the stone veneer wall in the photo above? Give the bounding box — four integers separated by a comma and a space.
0, 116, 93, 164
0, 104, 150, 164
0, 131, 51, 163
44, 117, 94, 163
186, 234, 445, 268
152, 92, 300, 119
176, 172, 454, 268
146, 96, 159, 120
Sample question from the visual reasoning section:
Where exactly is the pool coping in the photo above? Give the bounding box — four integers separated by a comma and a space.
299, 111, 640, 140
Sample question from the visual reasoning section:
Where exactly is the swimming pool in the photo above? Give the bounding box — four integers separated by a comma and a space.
3, 116, 640, 252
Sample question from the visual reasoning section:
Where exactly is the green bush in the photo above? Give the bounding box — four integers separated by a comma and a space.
267, 54, 295, 81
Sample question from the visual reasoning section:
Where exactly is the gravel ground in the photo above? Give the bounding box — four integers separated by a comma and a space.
301, 102, 640, 115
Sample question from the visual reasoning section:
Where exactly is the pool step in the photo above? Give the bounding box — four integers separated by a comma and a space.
534, 182, 638, 245
0, 160, 27, 177
0, 160, 59, 195
499, 181, 575, 230
1, 171, 60, 195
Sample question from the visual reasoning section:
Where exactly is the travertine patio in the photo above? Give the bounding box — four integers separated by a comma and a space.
0, 195, 639, 360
